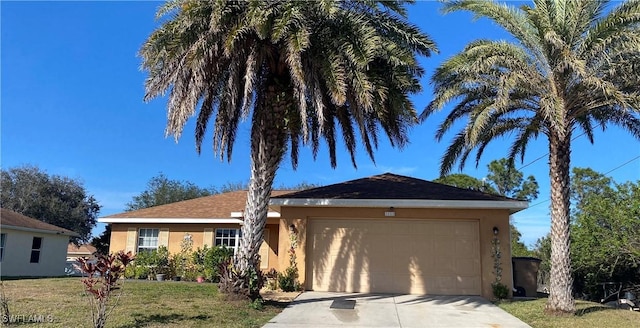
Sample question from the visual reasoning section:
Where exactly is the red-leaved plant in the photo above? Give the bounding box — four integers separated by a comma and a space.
78, 251, 134, 328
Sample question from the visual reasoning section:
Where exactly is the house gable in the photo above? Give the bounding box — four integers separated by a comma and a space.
0, 209, 74, 277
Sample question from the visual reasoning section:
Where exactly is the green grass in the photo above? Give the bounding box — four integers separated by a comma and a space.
1, 278, 286, 327
498, 298, 639, 328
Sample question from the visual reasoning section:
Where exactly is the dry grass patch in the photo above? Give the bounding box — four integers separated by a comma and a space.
1, 278, 286, 327
498, 298, 639, 328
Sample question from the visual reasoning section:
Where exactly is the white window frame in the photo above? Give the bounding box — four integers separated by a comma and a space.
137, 228, 159, 253
215, 228, 242, 254
0, 233, 6, 262
30, 236, 42, 263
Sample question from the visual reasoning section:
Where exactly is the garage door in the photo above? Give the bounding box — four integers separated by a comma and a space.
308, 219, 481, 295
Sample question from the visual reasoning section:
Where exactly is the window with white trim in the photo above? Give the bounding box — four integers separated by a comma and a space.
0, 233, 6, 262
215, 228, 242, 254
137, 228, 159, 253
30, 237, 42, 263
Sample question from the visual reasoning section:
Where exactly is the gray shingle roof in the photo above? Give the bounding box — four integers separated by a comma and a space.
271, 173, 517, 201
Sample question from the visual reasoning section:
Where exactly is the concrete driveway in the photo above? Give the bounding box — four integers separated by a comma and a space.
264, 292, 531, 328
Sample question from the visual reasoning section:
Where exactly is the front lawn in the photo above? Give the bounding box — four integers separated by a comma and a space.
498, 298, 639, 328
1, 278, 286, 327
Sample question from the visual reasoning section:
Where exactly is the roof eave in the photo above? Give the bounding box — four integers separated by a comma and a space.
97, 218, 244, 224
1, 224, 80, 237
269, 198, 529, 214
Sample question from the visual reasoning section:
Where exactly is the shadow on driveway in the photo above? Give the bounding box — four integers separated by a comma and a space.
263, 292, 532, 328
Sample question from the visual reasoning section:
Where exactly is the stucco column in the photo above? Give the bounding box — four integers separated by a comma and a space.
279, 216, 307, 288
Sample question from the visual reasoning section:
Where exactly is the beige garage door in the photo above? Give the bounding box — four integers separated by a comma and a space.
308, 219, 481, 295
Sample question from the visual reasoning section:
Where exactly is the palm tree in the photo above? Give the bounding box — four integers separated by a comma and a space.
422, 0, 640, 313
140, 0, 436, 297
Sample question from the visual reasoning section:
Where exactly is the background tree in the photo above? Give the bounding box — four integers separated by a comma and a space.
433, 173, 497, 193
278, 182, 323, 191
533, 234, 551, 291
487, 158, 539, 201
423, 0, 640, 313
570, 167, 612, 211
1, 165, 100, 243
140, 0, 436, 298
125, 173, 215, 211
91, 225, 111, 256
218, 182, 247, 194
487, 158, 538, 257
510, 228, 535, 257
435, 158, 538, 257
570, 168, 640, 300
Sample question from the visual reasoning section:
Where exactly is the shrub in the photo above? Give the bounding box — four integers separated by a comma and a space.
203, 246, 233, 282
192, 246, 208, 279
78, 251, 134, 328
145, 246, 170, 276
265, 268, 278, 290
135, 266, 150, 279
492, 282, 509, 300
278, 266, 299, 292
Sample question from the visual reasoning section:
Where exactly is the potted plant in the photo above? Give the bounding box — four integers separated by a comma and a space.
169, 253, 182, 281
192, 246, 208, 283
148, 246, 170, 281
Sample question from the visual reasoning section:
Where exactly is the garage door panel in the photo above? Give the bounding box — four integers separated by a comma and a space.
426, 276, 457, 294
456, 258, 480, 276
433, 257, 457, 275
454, 221, 477, 236
393, 236, 413, 254
410, 222, 432, 235
393, 274, 415, 293
388, 222, 410, 235
367, 222, 387, 234
433, 237, 456, 254
457, 276, 482, 291
309, 219, 481, 295
456, 238, 476, 254
432, 222, 455, 237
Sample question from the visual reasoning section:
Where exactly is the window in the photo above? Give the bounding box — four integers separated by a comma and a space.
215, 228, 242, 254
0, 233, 6, 262
30, 237, 42, 263
137, 228, 159, 253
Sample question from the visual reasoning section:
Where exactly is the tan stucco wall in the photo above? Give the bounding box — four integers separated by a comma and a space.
0, 228, 70, 277
277, 207, 513, 299
109, 223, 279, 270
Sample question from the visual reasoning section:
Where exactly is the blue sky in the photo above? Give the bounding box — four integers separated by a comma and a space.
2, 1, 638, 247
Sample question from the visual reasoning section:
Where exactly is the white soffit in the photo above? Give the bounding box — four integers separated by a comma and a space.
97, 218, 244, 224
269, 198, 529, 213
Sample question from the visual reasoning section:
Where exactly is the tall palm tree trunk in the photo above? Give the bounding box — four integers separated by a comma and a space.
237, 84, 287, 284
546, 133, 575, 313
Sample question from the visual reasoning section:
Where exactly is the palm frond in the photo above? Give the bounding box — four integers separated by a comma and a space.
426, 0, 640, 176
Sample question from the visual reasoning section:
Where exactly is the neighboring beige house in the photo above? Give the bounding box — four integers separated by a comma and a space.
67, 244, 97, 261
0, 208, 79, 277
100, 173, 527, 298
